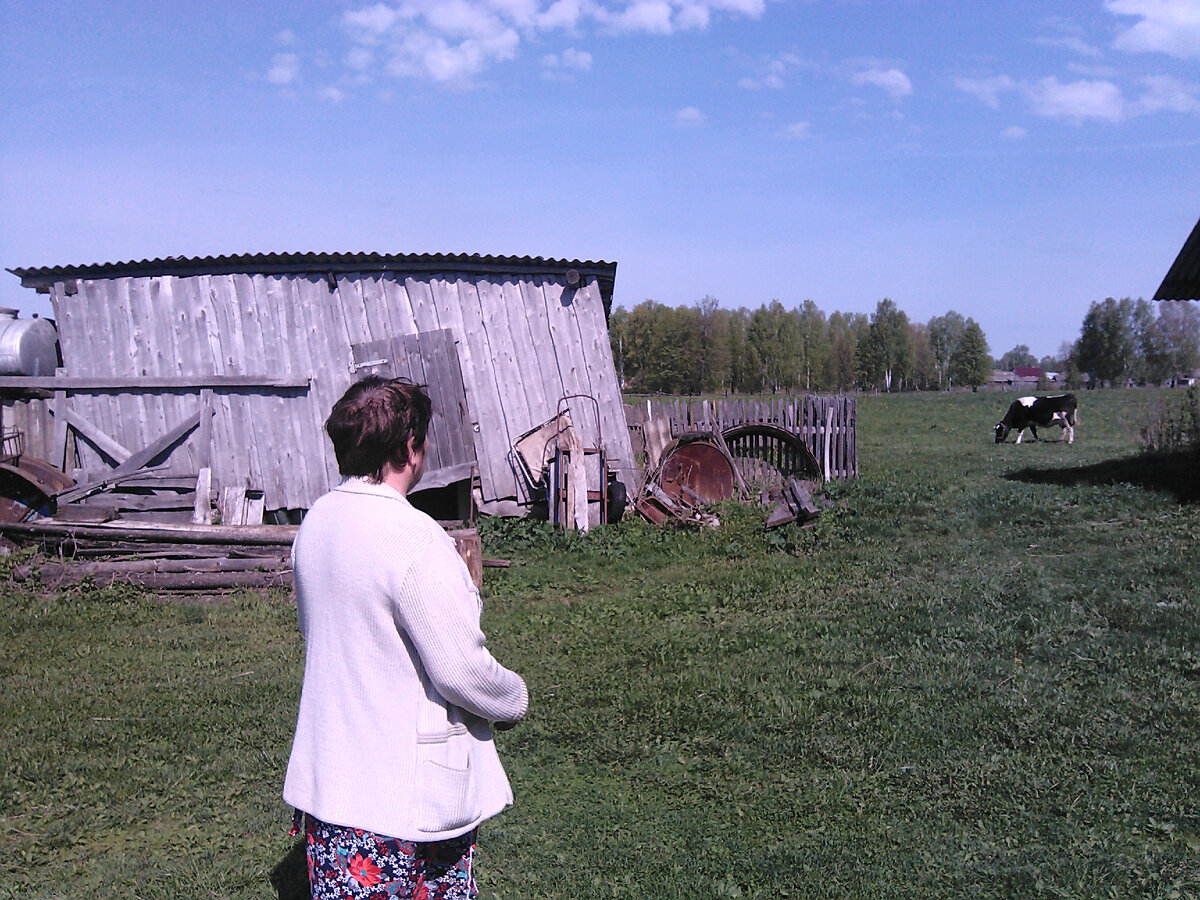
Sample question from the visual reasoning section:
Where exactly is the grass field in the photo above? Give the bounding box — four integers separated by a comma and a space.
1, 388, 1197, 899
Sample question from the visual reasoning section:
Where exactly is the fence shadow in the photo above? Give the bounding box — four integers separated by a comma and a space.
1005, 450, 1200, 504
270, 838, 310, 900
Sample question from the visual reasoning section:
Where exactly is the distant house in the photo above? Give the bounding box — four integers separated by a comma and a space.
988, 369, 1042, 391
5, 252, 635, 522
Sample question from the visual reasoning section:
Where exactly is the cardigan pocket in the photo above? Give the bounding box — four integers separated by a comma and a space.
414, 724, 480, 834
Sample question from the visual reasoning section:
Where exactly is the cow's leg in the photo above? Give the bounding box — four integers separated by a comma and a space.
1029, 425, 1039, 441
1015, 428, 1025, 444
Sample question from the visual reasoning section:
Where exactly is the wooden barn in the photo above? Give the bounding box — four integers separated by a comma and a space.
3, 252, 635, 524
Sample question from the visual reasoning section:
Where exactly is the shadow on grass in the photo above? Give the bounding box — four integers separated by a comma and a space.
1005, 449, 1200, 504
270, 838, 310, 900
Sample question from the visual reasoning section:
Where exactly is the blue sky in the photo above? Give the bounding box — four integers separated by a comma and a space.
2, 1, 1198, 360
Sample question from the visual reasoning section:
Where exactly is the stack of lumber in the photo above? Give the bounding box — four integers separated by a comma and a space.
2, 519, 296, 592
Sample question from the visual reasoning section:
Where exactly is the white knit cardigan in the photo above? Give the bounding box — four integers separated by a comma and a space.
283, 478, 529, 841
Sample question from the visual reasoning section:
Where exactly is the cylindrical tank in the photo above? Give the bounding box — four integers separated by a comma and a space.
0, 309, 59, 376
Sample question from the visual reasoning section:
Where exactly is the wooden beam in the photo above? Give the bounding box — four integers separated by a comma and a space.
0, 520, 298, 545
0, 375, 311, 390
54, 410, 202, 505
62, 408, 132, 465
111, 409, 202, 475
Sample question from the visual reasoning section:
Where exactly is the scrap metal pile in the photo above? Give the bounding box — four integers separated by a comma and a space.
632, 417, 829, 529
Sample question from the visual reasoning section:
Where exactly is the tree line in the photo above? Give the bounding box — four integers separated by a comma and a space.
609, 296, 1200, 395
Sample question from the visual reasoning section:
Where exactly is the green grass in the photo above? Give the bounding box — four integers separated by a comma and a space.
2, 388, 1198, 898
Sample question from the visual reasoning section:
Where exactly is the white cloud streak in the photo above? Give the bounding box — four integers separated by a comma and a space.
1027, 77, 1126, 122
305, 1, 766, 89
267, 53, 301, 85
1108, 0, 1200, 59
851, 67, 913, 100
675, 106, 706, 126
954, 75, 1016, 109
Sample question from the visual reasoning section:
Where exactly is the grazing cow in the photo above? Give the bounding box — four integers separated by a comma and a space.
994, 394, 1078, 444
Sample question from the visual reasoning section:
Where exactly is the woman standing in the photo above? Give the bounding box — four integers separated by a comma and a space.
284, 377, 528, 899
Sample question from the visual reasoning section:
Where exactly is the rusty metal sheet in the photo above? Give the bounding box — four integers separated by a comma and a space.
657, 441, 737, 505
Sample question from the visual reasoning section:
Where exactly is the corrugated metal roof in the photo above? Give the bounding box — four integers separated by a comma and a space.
8, 251, 616, 283
1153, 216, 1200, 301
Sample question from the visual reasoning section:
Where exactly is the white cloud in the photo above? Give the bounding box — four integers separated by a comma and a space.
342, 3, 410, 44
1034, 35, 1102, 56
1134, 74, 1200, 113
783, 121, 811, 139
270, 1, 766, 93
541, 46, 592, 79
851, 67, 913, 100
318, 86, 346, 103
276, 29, 297, 47
1108, 0, 1200, 59
266, 53, 301, 85
675, 106, 706, 126
607, 2, 676, 34
954, 75, 1016, 109
345, 46, 375, 71
739, 57, 788, 90
1027, 77, 1126, 122
1001, 125, 1028, 140
562, 47, 593, 70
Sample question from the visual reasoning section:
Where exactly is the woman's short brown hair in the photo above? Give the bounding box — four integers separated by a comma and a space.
325, 377, 432, 482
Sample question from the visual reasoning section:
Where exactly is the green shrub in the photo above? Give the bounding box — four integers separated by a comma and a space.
1138, 385, 1200, 453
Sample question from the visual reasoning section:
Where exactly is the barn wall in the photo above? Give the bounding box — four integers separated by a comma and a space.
46, 266, 634, 515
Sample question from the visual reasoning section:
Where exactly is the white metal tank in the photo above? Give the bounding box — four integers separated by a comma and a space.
0, 309, 59, 376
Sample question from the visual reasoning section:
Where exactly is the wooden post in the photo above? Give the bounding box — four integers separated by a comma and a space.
448, 527, 483, 588
51, 389, 68, 471
193, 468, 212, 525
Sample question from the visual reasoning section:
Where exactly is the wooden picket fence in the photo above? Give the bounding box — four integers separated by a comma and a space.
636, 395, 858, 480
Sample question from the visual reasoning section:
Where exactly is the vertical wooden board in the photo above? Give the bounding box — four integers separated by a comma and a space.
409, 330, 460, 474
540, 279, 591, 429
126, 275, 172, 466
516, 279, 570, 419
194, 274, 236, 491
378, 275, 418, 338
240, 274, 287, 507
206, 274, 258, 497
179, 274, 223, 474
260, 274, 313, 510
351, 273, 393, 344
453, 278, 519, 501
289, 275, 344, 496
313, 273, 356, 393
567, 281, 634, 481
154, 277, 196, 461
69, 280, 114, 471
406, 276, 444, 335
279, 275, 329, 499
496, 280, 552, 433
438, 279, 505, 500
336, 274, 374, 347
474, 280, 536, 504
105, 278, 142, 472
536, 279, 592, 438
415, 276, 484, 464
417, 330, 473, 473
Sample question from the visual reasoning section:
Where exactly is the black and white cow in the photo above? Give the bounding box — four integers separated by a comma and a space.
994, 394, 1078, 444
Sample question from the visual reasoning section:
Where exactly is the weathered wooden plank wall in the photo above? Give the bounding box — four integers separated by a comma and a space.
36, 263, 633, 516
640, 395, 858, 479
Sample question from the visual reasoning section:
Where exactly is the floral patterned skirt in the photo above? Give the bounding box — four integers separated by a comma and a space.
301, 812, 478, 899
